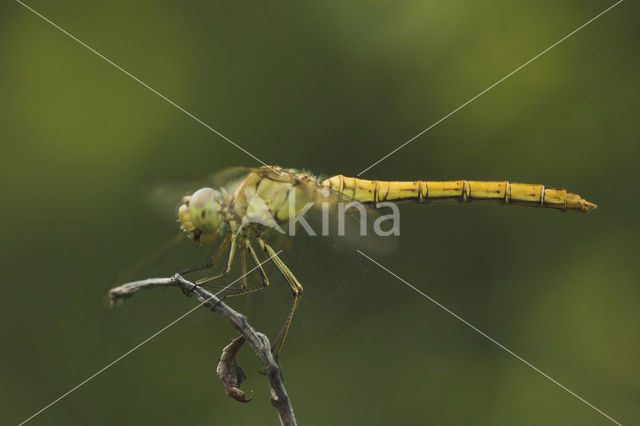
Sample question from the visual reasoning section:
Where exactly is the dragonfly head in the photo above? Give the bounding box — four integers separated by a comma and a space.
178, 187, 224, 244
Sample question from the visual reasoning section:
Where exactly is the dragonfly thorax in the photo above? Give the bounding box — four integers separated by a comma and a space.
178, 187, 225, 244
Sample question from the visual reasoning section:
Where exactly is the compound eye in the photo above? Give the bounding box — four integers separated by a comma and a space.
190, 188, 215, 209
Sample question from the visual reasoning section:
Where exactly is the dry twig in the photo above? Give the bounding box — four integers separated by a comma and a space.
109, 274, 296, 426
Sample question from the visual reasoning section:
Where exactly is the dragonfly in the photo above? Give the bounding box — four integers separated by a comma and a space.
176, 165, 597, 356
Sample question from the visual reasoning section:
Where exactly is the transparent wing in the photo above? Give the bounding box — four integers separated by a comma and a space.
247, 219, 392, 345
113, 233, 218, 285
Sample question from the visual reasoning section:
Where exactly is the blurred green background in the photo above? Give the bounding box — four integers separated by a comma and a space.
1, 0, 638, 425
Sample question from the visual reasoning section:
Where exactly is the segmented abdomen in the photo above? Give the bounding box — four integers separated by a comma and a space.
321, 175, 597, 213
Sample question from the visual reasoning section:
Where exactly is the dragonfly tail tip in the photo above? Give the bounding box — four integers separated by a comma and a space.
582, 200, 598, 213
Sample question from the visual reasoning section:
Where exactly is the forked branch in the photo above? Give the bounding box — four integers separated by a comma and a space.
108, 274, 296, 426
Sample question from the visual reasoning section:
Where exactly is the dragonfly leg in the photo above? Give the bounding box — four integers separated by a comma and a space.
247, 239, 270, 289
257, 236, 303, 358
179, 232, 231, 276
196, 233, 237, 285
240, 238, 248, 290
198, 240, 270, 297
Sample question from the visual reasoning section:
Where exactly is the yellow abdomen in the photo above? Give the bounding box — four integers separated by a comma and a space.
322, 175, 597, 213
